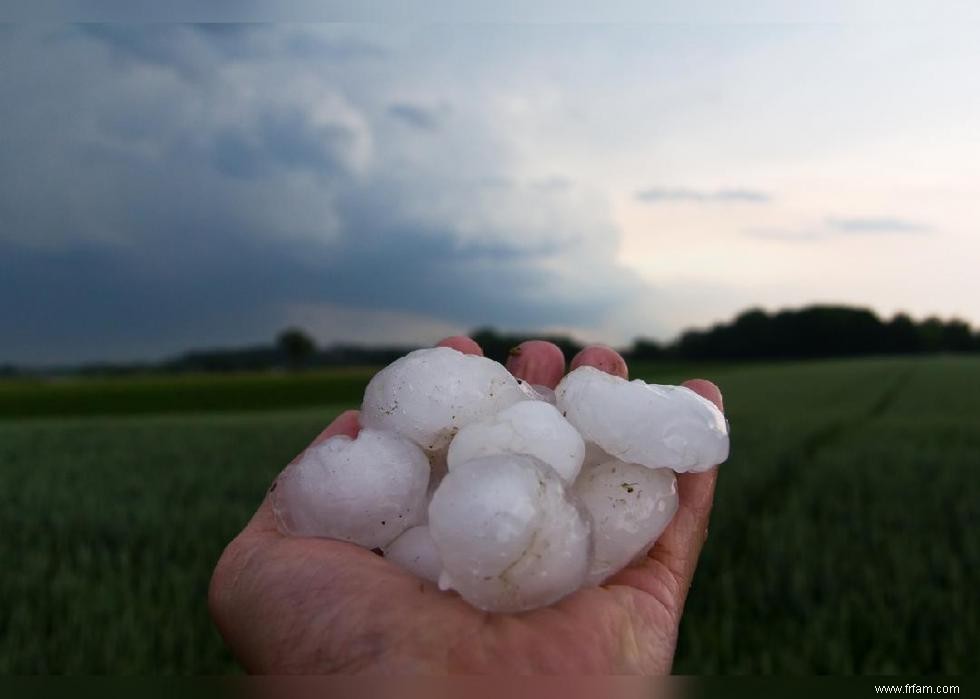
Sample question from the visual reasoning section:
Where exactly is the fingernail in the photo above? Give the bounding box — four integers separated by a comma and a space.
506, 341, 566, 388
436, 336, 483, 356
570, 345, 628, 379
505, 343, 529, 375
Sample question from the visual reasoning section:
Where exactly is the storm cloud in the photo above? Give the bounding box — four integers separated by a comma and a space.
0, 25, 642, 364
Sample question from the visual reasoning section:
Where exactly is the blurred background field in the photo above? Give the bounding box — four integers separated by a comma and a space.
1, 355, 976, 673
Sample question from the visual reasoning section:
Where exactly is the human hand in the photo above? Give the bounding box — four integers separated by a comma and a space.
208, 337, 723, 674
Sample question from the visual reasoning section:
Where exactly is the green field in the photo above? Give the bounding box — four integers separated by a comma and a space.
1, 356, 977, 673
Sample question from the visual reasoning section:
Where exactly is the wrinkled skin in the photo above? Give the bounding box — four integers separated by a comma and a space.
209, 337, 724, 674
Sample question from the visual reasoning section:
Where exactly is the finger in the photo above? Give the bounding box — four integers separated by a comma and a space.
610, 379, 723, 607
436, 335, 484, 356
570, 345, 629, 379
310, 409, 361, 446
682, 379, 723, 412
505, 340, 566, 389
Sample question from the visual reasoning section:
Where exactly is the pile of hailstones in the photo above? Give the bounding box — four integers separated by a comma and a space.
272, 347, 729, 613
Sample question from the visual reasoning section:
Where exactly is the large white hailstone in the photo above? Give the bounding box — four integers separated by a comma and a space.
429, 454, 591, 613
447, 400, 586, 484
383, 525, 442, 584
556, 366, 729, 473
361, 347, 527, 453
573, 459, 678, 586
271, 428, 429, 549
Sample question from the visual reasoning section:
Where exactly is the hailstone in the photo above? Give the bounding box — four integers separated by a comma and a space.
573, 459, 678, 586
556, 366, 729, 473
361, 347, 527, 453
428, 454, 591, 612
271, 428, 429, 548
271, 345, 730, 613
447, 400, 586, 483
383, 525, 442, 584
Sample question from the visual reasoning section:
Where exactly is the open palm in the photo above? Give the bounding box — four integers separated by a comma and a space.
209, 337, 723, 674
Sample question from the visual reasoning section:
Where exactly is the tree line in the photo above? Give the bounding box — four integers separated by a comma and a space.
6, 304, 978, 376
182, 304, 980, 371
645, 305, 979, 361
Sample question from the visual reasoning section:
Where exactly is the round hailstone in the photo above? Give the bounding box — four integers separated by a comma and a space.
429, 454, 591, 613
383, 525, 442, 584
271, 428, 429, 549
447, 400, 585, 484
573, 459, 678, 586
361, 347, 527, 453
556, 366, 729, 473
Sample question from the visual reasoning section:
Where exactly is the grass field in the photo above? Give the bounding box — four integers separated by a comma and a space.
1, 356, 977, 673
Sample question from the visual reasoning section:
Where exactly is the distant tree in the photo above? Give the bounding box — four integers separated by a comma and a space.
885, 313, 921, 354
469, 327, 511, 362
675, 305, 901, 360
628, 338, 665, 361
277, 328, 316, 369
726, 308, 771, 358
941, 319, 973, 352
917, 317, 945, 353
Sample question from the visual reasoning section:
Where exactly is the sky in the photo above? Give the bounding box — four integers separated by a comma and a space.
1, 23, 979, 365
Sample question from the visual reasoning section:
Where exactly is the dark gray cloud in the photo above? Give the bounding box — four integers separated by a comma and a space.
284, 31, 387, 61
211, 110, 359, 179
826, 216, 931, 234
5, 1, 289, 22
79, 24, 237, 79
387, 102, 445, 131
636, 187, 771, 204
81, 23, 386, 75
0, 24, 641, 365
0, 189, 630, 363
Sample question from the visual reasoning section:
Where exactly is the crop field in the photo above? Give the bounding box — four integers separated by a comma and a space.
1, 356, 977, 673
